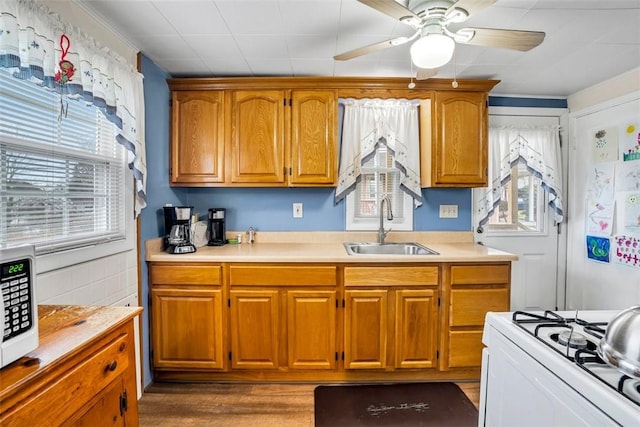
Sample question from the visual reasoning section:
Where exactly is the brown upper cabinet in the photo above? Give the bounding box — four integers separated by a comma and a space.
168, 77, 497, 188
420, 91, 489, 187
170, 90, 225, 184
229, 89, 337, 185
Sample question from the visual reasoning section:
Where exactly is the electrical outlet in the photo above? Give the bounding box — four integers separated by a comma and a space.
293, 202, 303, 218
439, 204, 458, 218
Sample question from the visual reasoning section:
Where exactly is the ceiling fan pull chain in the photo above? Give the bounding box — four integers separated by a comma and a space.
452, 46, 458, 88
408, 57, 416, 89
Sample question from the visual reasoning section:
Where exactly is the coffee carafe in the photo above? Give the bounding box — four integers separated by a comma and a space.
163, 206, 196, 254
207, 208, 227, 246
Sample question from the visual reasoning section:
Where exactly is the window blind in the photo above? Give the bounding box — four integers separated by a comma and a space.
354, 146, 405, 220
0, 71, 126, 253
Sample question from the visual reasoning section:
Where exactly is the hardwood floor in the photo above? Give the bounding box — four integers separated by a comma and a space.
138, 382, 480, 426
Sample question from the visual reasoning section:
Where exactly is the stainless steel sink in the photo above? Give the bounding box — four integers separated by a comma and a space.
344, 242, 439, 256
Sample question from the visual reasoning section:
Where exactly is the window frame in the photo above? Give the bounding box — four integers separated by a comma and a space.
0, 72, 135, 275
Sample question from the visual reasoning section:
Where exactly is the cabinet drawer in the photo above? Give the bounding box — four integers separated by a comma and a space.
4, 333, 130, 426
450, 288, 509, 326
229, 265, 336, 286
344, 266, 439, 287
450, 264, 510, 285
448, 330, 483, 368
150, 264, 222, 285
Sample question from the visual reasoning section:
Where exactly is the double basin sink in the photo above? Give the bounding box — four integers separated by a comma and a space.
344, 242, 439, 256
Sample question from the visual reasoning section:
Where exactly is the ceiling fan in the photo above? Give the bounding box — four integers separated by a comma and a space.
335, 0, 545, 79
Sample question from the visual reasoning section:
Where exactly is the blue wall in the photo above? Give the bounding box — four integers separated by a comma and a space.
139, 55, 564, 386
139, 55, 185, 386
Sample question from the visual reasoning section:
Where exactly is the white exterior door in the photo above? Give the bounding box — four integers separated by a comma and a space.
474, 109, 568, 311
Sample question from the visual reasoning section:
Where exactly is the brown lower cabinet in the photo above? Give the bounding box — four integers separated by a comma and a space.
228, 264, 338, 371
343, 266, 439, 370
148, 261, 510, 381
150, 263, 225, 370
440, 263, 511, 370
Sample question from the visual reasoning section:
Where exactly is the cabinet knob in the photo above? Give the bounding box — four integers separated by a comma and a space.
106, 360, 118, 372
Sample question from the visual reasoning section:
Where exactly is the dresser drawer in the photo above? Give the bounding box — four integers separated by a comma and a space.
150, 263, 222, 285
4, 333, 130, 426
229, 265, 337, 286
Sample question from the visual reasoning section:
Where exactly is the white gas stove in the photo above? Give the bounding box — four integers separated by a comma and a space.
479, 310, 640, 427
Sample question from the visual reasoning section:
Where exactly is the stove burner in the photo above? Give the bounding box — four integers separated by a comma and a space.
555, 330, 589, 349
513, 310, 640, 409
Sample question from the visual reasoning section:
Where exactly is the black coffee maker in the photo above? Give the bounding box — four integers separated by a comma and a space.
163, 206, 196, 254
207, 208, 227, 246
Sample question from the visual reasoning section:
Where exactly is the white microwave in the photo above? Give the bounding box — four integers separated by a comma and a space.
1, 244, 39, 368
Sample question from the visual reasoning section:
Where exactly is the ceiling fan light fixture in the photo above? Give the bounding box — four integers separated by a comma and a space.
410, 33, 455, 69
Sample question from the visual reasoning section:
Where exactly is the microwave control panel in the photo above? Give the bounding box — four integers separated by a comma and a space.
1, 256, 35, 341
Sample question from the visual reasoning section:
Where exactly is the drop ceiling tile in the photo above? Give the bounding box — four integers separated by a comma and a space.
334, 59, 384, 77
549, 10, 612, 43
136, 35, 197, 60
234, 35, 289, 58
214, 0, 284, 34
183, 35, 244, 57
280, 0, 342, 35
376, 60, 414, 78
286, 35, 338, 59
461, 3, 529, 29
338, 0, 399, 37
245, 58, 294, 76
290, 59, 336, 76
202, 57, 252, 76
79, 1, 175, 36
154, 1, 230, 35
595, 10, 640, 43
158, 58, 211, 77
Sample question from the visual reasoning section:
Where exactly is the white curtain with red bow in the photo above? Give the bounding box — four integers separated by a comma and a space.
0, 0, 147, 216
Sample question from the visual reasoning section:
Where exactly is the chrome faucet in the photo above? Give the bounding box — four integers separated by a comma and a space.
247, 226, 256, 244
378, 195, 393, 244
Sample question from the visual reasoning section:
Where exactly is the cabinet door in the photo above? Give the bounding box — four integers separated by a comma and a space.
151, 288, 225, 370
170, 91, 225, 184
289, 90, 337, 185
344, 289, 388, 369
67, 378, 125, 426
433, 91, 487, 186
230, 90, 286, 184
287, 290, 337, 370
395, 288, 438, 369
229, 289, 280, 369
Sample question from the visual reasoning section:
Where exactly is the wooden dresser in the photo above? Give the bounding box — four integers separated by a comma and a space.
0, 305, 142, 426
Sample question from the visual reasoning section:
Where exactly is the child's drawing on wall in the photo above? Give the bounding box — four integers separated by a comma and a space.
592, 127, 618, 162
621, 123, 640, 162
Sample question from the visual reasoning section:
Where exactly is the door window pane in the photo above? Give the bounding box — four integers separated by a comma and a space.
486, 162, 545, 233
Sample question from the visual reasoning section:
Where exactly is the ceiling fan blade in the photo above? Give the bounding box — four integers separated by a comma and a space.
458, 27, 545, 51
358, 0, 420, 23
451, 0, 497, 17
416, 68, 438, 80
334, 36, 411, 61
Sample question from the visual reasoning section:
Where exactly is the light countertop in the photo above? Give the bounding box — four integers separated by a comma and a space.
145, 231, 517, 263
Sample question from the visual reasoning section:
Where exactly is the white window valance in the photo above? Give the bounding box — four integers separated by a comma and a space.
474, 125, 564, 226
335, 98, 422, 207
0, 0, 146, 216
